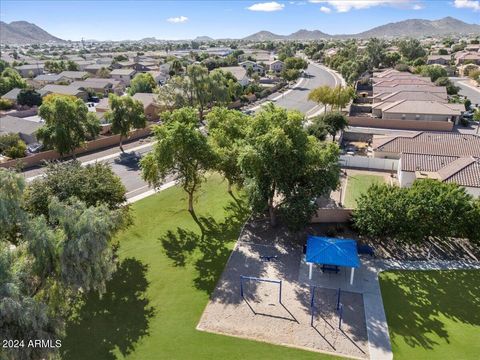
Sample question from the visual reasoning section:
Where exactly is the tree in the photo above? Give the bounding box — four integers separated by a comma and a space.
416, 65, 448, 82
354, 180, 480, 244
434, 77, 459, 95
24, 161, 128, 219
464, 99, 472, 111
158, 65, 233, 119
307, 116, 328, 141
0, 169, 124, 360
140, 107, 214, 215
0, 68, 26, 96
206, 107, 248, 193
474, 109, 480, 122
365, 38, 386, 68
308, 85, 333, 113
239, 104, 340, 230
320, 112, 348, 141
95, 67, 110, 78
170, 59, 183, 75
281, 68, 301, 81
331, 86, 355, 110
0, 133, 26, 159
37, 94, 101, 158
66, 60, 79, 71
398, 39, 426, 62
284, 57, 308, 70
17, 89, 42, 107
105, 94, 147, 152
128, 72, 157, 95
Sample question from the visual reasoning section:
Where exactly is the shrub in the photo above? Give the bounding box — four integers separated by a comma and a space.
0, 98, 14, 110
0, 133, 26, 158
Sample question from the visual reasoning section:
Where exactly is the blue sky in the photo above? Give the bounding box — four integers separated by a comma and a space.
1, 1, 479, 41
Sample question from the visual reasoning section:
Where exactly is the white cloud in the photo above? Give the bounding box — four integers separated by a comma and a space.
309, 0, 422, 12
319, 6, 332, 13
412, 4, 424, 10
247, 2, 285, 11
166, 16, 189, 23
453, 0, 480, 11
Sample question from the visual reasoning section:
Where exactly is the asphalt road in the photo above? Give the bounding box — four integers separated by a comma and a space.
450, 77, 480, 105
252, 62, 342, 116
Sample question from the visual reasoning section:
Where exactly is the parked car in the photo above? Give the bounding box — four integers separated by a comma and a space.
27, 143, 43, 154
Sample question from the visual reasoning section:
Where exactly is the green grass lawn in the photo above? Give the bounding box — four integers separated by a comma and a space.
343, 174, 385, 209
60, 174, 337, 360
379, 270, 480, 360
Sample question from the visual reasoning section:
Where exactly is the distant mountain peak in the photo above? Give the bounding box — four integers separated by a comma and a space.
0, 21, 65, 44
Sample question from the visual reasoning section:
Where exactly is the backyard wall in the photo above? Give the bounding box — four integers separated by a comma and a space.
347, 116, 454, 131
310, 208, 353, 223
340, 155, 399, 172
0, 127, 152, 169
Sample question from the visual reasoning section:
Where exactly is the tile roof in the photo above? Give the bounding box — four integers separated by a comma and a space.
382, 100, 462, 116
374, 132, 480, 157
444, 159, 480, 188
0, 115, 42, 136
401, 153, 458, 172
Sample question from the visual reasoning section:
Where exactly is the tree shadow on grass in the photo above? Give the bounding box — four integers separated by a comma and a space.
61, 258, 155, 360
380, 270, 480, 351
159, 197, 250, 294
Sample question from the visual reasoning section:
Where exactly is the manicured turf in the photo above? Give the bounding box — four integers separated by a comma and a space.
61, 174, 337, 360
379, 270, 480, 360
343, 174, 384, 208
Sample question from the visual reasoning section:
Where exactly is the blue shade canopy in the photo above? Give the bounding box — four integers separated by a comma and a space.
306, 236, 360, 268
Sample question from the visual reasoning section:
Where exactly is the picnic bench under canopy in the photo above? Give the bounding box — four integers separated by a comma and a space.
305, 236, 360, 284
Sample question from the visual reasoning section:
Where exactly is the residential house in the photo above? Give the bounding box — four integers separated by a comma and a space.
0, 115, 43, 144
58, 71, 89, 81
220, 66, 249, 86
134, 61, 158, 72
455, 51, 480, 66
426, 55, 451, 65
372, 100, 462, 123
147, 71, 169, 86
110, 69, 136, 86
32, 74, 69, 86
84, 64, 107, 75
75, 60, 97, 71
266, 60, 284, 74
70, 78, 123, 96
132, 93, 161, 121
372, 132, 480, 197
239, 61, 264, 76
1, 88, 22, 104
372, 90, 448, 104
39, 84, 89, 101
15, 64, 44, 77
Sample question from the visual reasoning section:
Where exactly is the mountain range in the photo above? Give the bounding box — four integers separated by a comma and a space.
1, 17, 479, 45
0, 21, 65, 44
243, 17, 480, 41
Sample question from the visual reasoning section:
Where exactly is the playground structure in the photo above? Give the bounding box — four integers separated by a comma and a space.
310, 286, 344, 330
240, 275, 282, 303
197, 231, 370, 359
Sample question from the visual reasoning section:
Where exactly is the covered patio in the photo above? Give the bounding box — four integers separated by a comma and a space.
305, 236, 360, 285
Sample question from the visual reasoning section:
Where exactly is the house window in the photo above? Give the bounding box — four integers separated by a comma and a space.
401, 114, 406, 119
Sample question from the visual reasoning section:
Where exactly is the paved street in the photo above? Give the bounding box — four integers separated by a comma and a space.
252, 62, 342, 116
23, 138, 158, 200
450, 77, 480, 105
